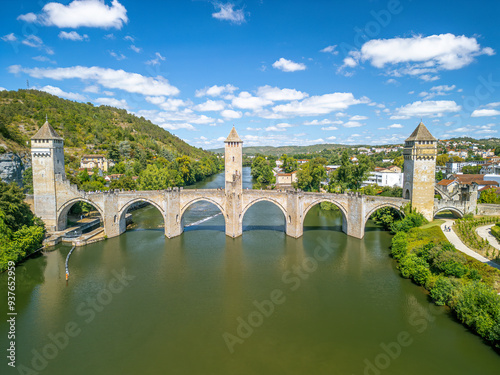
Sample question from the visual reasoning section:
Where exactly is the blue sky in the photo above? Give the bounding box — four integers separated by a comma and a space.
1, 0, 500, 149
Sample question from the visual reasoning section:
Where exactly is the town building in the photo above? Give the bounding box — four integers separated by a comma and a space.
80, 154, 114, 172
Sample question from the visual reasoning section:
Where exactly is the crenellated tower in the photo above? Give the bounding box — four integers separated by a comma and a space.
224, 126, 243, 237
402, 121, 437, 221
30, 119, 65, 231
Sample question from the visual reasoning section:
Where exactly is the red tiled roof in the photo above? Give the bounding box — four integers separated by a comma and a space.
437, 179, 455, 186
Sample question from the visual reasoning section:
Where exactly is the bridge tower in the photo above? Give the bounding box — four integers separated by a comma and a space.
402, 121, 437, 221
30, 119, 65, 231
224, 126, 243, 237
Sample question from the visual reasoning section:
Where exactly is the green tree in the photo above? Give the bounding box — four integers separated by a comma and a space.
436, 154, 450, 166
478, 188, 499, 204
280, 154, 298, 173
296, 157, 326, 192
22, 167, 33, 194
462, 165, 482, 174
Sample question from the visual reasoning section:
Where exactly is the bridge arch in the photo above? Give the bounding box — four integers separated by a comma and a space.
118, 198, 166, 233
57, 197, 105, 231
362, 203, 405, 233
240, 197, 287, 224
180, 198, 226, 231
301, 199, 348, 232
434, 207, 464, 218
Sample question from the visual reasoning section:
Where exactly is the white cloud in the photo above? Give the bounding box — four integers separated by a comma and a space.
18, 0, 128, 29
350, 115, 368, 121
419, 84, 456, 99
303, 119, 342, 126
343, 121, 364, 128
58, 31, 88, 41
130, 45, 141, 53
256, 85, 308, 101
385, 78, 399, 85
22, 35, 43, 48
326, 136, 337, 140
272, 93, 368, 117
17, 13, 37, 22
388, 124, 403, 128
232, 91, 272, 110
83, 85, 99, 93
442, 124, 497, 137
341, 34, 494, 79
194, 100, 226, 112
146, 52, 166, 66
195, 84, 238, 97
246, 127, 262, 131
1, 33, 17, 42
265, 123, 293, 132
145, 96, 190, 111
104, 33, 115, 40
391, 100, 461, 119
35, 85, 86, 101
124, 35, 134, 42
103, 91, 114, 96
109, 51, 126, 60
221, 109, 242, 119
10, 65, 180, 96
486, 102, 500, 108
321, 126, 339, 131
320, 45, 338, 55
212, 3, 245, 24
95, 97, 129, 109
471, 109, 500, 117
32, 55, 56, 63
272, 58, 306, 72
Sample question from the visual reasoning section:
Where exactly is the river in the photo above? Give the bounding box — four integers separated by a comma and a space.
1, 167, 499, 374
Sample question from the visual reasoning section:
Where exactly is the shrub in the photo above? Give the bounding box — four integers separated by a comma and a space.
430, 276, 460, 306
399, 253, 431, 287
391, 231, 408, 260
451, 281, 500, 344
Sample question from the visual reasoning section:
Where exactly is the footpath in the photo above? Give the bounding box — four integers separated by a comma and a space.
440, 219, 500, 271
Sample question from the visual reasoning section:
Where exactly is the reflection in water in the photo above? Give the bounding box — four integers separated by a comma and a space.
0, 168, 499, 375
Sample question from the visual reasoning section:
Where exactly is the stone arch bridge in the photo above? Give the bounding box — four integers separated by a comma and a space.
52, 175, 410, 239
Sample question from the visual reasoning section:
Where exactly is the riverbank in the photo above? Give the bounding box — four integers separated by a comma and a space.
391, 220, 500, 351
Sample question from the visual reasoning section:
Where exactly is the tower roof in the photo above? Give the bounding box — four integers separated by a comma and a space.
225, 126, 242, 143
405, 122, 436, 142
31, 120, 63, 140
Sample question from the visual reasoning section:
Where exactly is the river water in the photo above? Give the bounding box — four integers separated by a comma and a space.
1, 168, 499, 374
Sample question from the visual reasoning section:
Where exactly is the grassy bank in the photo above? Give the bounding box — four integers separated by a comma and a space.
391, 221, 500, 351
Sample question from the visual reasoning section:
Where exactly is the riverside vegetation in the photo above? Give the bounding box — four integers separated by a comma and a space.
0, 180, 45, 272
453, 216, 500, 263
390, 215, 500, 351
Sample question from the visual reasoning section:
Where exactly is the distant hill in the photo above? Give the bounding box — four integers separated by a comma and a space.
210, 143, 348, 156
0, 89, 210, 159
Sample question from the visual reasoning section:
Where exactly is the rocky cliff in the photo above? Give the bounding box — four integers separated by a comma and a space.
0, 152, 30, 186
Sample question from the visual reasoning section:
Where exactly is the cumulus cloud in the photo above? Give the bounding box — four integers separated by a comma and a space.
442, 123, 497, 137
9, 65, 179, 96
221, 109, 242, 119
471, 109, 500, 117
272, 93, 368, 117
35, 85, 86, 101
388, 124, 403, 129
194, 100, 226, 112
1, 33, 17, 42
350, 115, 368, 121
95, 97, 129, 109
232, 91, 272, 110
272, 58, 306, 72
342, 121, 364, 128
212, 3, 245, 24
391, 100, 461, 119
265, 123, 293, 132
18, 0, 128, 29
303, 119, 342, 126
145, 96, 189, 111
58, 31, 88, 41
341, 34, 494, 80
195, 84, 238, 97
256, 85, 308, 101
0, 87, 6, 91
419, 84, 456, 100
